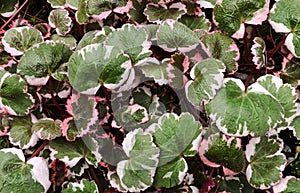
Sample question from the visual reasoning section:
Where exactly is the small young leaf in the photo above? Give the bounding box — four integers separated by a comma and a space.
106, 24, 151, 65
49, 9, 72, 36
278, 54, 300, 86
2, 26, 43, 56
185, 58, 225, 106
62, 179, 99, 193
245, 137, 286, 189
251, 37, 266, 69
32, 118, 62, 140
114, 128, 159, 192
0, 148, 51, 192
214, 0, 269, 38
157, 20, 200, 52
202, 32, 239, 73
0, 70, 35, 116
18, 41, 73, 86
68, 43, 131, 94
144, 2, 187, 24
76, 0, 89, 24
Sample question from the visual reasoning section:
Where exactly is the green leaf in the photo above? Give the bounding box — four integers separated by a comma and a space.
47, 0, 66, 8
32, 118, 62, 140
207, 76, 286, 136
251, 37, 266, 69
106, 24, 151, 65
199, 133, 245, 173
76, 27, 112, 51
0, 148, 50, 192
273, 176, 300, 193
115, 128, 159, 192
202, 32, 239, 73
8, 116, 37, 149
151, 113, 201, 188
290, 116, 300, 139
269, 0, 300, 57
68, 43, 131, 93
157, 20, 200, 52
50, 34, 77, 49
214, 0, 269, 38
0, 70, 34, 116
144, 3, 187, 24
280, 55, 300, 86
186, 58, 225, 106
2, 26, 43, 56
62, 179, 99, 193
138, 58, 169, 85
178, 14, 210, 37
153, 157, 188, 188
49, 9, 72, 36
128, 0, 148, 23
245, 137, 286, 189
256, 75, 297, 121
50, 137, 99, 167
18, 41, 73, 86
66, 0, 79, 9
76, 0, 89, 24
0, 0, 19, 17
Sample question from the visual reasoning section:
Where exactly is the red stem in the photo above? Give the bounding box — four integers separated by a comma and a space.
27, 140, 49, 161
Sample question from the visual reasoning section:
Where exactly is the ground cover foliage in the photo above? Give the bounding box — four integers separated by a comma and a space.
1, 0, 300, 192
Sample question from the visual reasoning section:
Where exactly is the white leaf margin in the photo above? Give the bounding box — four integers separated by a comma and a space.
48, 9, 72, 36
117, 128, 159, 192
245, 137, 286, 189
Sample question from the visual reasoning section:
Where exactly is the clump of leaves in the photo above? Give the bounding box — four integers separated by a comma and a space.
1, 0, 300, 192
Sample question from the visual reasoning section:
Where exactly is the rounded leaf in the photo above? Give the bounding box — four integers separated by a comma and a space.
157, 20, 200, 52
18, 41, 73, 86
115, 129, 160, 192
49, 9, 72, 36
68, 43, 131, 94
185, 58, 225, 106
2, 26, 43, 56
0, 0, 19, 17
245, 137, 286, 189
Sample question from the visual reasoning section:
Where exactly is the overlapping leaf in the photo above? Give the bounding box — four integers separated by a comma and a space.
214, 0, 269, 38
202, 32, 239, 73
207, 75, 293, 136
245, 137, 286, 189
32, 118, 62, 140
273, 176, 300, 193
186, 58, 225, 106
0, 148, 51, 192
8, 116, 38, 149
68, 43, 131, 94
151, 113, 201, 188
144, 2, 187, 24
106, 24, 151, 65
114, 129, 159, 192
62, 179, 99, 193
157, 20, 200, 52
269, 0, 300, 57
199, 133, 245, 173
18, 41, 73, 86
0, 70, 34, 116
